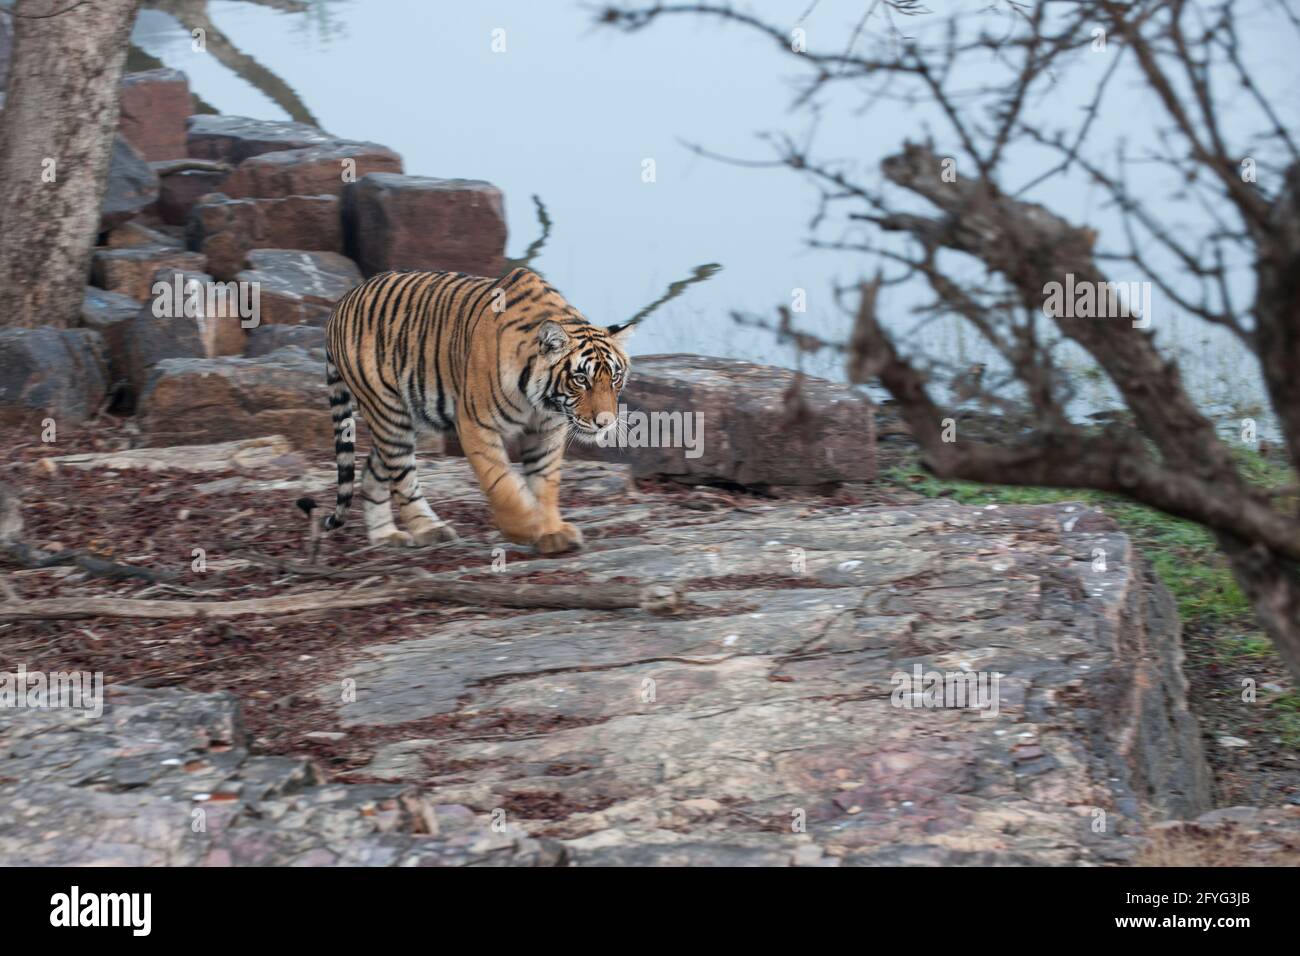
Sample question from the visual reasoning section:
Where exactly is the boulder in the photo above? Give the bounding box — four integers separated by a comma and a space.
91, 244, 206, 300
0, 326, 108, 426
344, 173, 506, 278
118, 69, 191, 161
570, 354, 877, 489
100, 135, 160, 231
121, 296, 204, 411
186, 114, 340, 164
104, 220, 184, 249
137, 346, 329, 450
235, 249, 361, 327
149, 268, 250, 361
187, 193, 343, 279
154, 167, 231, 226
80, 287, 142, 391
245, 323, 327, 358
223, 142, 402, 201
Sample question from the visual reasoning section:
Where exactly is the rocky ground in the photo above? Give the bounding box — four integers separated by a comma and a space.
0, 63, 1295, 866
3, 424, 1297, 866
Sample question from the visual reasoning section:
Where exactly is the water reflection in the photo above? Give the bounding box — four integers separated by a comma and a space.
140, 0, 319, 125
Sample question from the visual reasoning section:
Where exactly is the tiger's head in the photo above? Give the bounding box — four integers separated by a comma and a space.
535, 320, 633, 444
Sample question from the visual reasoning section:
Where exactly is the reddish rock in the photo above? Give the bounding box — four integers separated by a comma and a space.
344, 173, 507, 277
104, 220, 183, 249
118, 69, 192, 161
235, 249, 361, 327
137, 346, 329, 450
224, 143, 402, 201
91, 245, 206, 301
186, 114, 339, 163
155, 167, 231, 226
187, 193, 343, 280
569, 354, 878, 489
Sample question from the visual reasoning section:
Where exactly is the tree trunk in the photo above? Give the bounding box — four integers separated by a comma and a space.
0, 0, 141, 329
1218, 536, 1300, 687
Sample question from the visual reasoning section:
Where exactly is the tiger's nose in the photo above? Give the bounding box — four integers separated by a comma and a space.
595, 411, 616, 429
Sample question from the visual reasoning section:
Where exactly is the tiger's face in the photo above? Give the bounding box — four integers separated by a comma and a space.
536, 321, 632, 443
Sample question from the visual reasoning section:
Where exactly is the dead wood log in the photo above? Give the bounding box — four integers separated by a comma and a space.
0, 579, 687, 621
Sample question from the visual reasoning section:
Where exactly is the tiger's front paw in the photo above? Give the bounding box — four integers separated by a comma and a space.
534, 522, 584, 555
411, 521, 458, 546
371, 529, 414, 549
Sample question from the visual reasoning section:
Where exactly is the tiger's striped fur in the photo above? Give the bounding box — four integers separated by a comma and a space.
323, 267, 632, 554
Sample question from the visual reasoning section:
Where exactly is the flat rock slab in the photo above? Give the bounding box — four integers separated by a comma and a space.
0, 687, 559, 866
4, 445, 1225, 864
303, 485, 1210, 864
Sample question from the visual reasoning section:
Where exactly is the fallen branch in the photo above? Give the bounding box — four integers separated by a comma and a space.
0, 578, 687, 621
1, 541, 173, 583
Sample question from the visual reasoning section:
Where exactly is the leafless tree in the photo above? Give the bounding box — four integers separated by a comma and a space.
0, 0, 142, 329
600, 0, 1300, 682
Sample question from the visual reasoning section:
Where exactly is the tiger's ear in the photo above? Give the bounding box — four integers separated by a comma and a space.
606, 322, 634, 347
537, 321, 569, 356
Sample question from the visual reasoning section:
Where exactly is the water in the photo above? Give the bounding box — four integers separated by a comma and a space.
129, 0, 1293, 440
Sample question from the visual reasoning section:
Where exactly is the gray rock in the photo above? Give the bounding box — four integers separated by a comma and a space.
245, 323, 326, 357
235, 249, 361, 326
0, 686, 560, 866
100, 135, 160, 231
80, 286, 141, 392
121, 295, 206, 412
0, 326, 108, 425
344, 173, 507, 277
186, 114, 340, 164
569, 354, 877, 489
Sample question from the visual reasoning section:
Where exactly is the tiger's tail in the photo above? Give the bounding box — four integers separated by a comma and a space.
324, 350, 356, 531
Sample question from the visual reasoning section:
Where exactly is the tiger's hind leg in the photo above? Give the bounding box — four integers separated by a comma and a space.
358, 452, 412, 548
391, 448, 458, 546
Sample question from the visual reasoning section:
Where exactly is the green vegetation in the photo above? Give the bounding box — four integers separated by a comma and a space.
885, 447, 1300, 745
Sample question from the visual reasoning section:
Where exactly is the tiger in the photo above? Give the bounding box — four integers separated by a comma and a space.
321, 267, 633, 555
